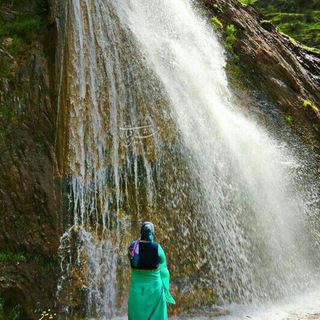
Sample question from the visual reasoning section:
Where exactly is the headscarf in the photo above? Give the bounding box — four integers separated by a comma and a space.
140, 221, 155, 242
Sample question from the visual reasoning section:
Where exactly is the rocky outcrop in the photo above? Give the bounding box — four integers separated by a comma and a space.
0, 0, 62, 318
201, 0, 320, 152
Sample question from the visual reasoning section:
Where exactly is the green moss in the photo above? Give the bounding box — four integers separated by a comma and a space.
0, 17, 42, 42
33, 254, 58, 271
211, 17, 223, 30
7, 36, 22, 56
278, 31, 320, 54
284, 114, 293, 126
0, 62, 12, 77
0, 105, 14, 122
0, 250, 26, 264
303, 100, 319, 112
0, 249, 59, 272
0, 104, 15, 140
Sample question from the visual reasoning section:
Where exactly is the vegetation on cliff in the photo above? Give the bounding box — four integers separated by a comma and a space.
239, 0, 320, 51
201, 0, 320, 152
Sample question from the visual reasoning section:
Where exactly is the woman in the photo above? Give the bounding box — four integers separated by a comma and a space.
128, 221, 175, 320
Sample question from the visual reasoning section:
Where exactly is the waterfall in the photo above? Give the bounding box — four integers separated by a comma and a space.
56, 0, 320, 318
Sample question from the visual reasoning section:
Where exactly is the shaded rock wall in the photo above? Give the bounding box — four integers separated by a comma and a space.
0, 0, 62, 318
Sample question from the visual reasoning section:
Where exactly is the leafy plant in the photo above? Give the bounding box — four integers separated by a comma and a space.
284, 114, 293, 126
8, 304, 23, 320
303, 100, 319, 112
211, 17, 223, 30
226, 24, 236, 51
225, 25, 240, 65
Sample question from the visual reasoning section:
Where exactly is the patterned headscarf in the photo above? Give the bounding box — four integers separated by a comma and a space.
140, 221, 155, 241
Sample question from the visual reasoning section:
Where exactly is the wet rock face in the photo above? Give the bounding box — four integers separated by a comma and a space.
0, 0, 61, 318
200, 0, 320, 151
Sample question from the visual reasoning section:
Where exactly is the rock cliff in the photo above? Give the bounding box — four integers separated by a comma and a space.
0, 0, 61, 318
201, 0, 320, 151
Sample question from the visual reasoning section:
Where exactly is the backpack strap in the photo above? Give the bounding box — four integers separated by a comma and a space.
129, 240, 139, 260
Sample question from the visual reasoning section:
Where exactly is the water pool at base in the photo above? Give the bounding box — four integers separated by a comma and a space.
179, 287, 320, 320
109, 287, 320, 320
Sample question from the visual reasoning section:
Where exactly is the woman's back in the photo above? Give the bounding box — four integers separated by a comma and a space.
130, 241, 160, 270
127, 221, 175, 320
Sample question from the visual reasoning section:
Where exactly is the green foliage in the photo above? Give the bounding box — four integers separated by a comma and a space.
226, 24, 236, 52
0, 62, 12, 77
224, 24, 242, 83
226, 25, 240, 66
211, 17, 223, 30
303, 100, 319, 112
0, 17, 42, 42
238, 0, 257, 5
287, 21, 303, 33
305, 9, 315, 23
254, 1, 320, 49
0, 104, 15, 141
8, 304, 23, 320
0, 298, 3, 320
0, 250, 26, 264
257, 0, 320, 13
284, 114, 293, 126
7, 36, 22, 55
33, 254, 59, 271
313, 124, 319, 132
0, 249, 58, 274
0, 105, 14, 122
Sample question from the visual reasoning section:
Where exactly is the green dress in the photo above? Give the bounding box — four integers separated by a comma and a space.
128, 244, 175, 320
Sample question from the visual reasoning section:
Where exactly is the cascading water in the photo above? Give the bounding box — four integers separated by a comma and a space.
114, 0, 320, 301
56, 0, 176, 317
56, 0, 320, 318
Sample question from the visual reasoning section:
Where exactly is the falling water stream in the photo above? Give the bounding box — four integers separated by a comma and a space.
56, 0, 320, 318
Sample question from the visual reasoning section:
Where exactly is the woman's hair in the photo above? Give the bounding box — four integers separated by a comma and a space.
140, 221, 155, 241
